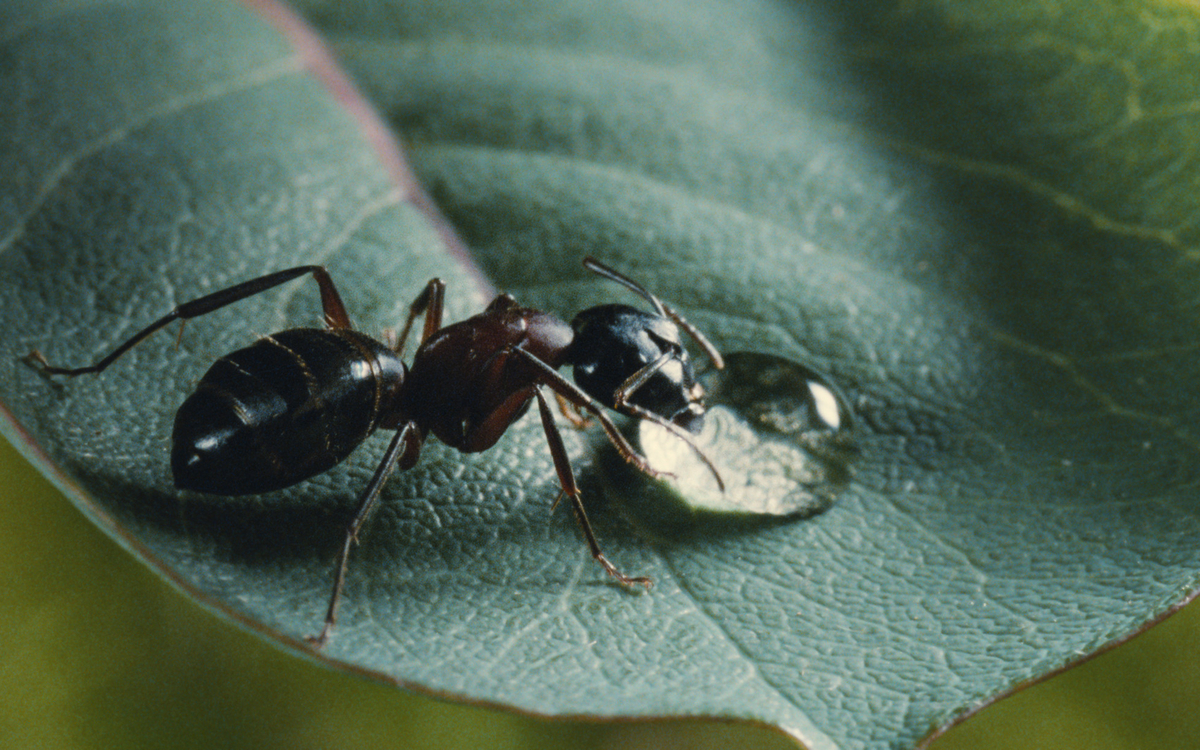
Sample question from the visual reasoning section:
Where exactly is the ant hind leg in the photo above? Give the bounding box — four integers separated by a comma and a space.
27, 265, 353, 377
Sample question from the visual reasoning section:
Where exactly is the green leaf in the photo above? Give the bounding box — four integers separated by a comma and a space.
3, 1, 1200, 749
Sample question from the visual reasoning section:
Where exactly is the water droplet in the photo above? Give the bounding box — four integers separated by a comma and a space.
637, 351, 854, 517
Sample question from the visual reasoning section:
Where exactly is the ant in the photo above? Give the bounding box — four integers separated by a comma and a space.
27, 256, 725, 646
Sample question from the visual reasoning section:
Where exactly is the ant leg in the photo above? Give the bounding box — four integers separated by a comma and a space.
391, 279, 445, 357
612, 353, 725, 491
659, 301, 724, 371
535, 389, 651, 590
555, 392, 592, 429
27, 265, 352, 377
510, 348, 674, 483
617, 401, 725, 491
582, 256, 724, 370
308, 421, 422, 649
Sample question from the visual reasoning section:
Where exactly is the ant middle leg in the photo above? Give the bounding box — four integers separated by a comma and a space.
27, 265, 353, 377
555, 392, 592, 429
308, 421, 423, 648
534, 389, 651, 590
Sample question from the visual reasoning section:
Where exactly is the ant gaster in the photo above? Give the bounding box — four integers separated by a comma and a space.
28, 257, 725, 646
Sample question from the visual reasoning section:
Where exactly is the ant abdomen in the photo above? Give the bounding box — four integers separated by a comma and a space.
172, 328, 406, 495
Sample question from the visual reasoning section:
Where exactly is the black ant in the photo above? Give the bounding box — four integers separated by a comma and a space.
27, 257, 724, 646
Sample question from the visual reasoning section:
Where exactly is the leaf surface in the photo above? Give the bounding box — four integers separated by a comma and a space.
2, 1, 1199, 749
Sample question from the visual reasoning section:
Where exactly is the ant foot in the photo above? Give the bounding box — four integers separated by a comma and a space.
596, 553, 654, 591
305, 624, 333, 650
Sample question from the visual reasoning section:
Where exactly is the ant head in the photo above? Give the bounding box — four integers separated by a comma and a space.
568, 304, 707, 433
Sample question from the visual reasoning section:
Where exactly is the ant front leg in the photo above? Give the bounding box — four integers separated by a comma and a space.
534, 389, 651, 591
511, 348, 674, 484
612, 354, 726, 491
27, 265, 353, 377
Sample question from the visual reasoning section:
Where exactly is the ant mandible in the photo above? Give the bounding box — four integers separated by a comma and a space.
27, 256, 725, 646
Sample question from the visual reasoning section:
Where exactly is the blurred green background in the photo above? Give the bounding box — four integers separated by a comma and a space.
2, 430, 1199, 750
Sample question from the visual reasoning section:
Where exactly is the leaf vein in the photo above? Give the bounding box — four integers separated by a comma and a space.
0, 55, 306, 256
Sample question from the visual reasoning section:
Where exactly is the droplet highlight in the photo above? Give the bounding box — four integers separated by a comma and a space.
638, 351, 854, 517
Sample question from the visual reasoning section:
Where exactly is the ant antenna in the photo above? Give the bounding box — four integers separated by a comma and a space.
582, 256, 724, 370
